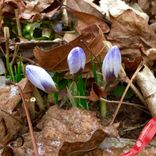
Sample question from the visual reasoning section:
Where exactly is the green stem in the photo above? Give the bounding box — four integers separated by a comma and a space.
100, 100, 107, 117
33, 87, 45, 111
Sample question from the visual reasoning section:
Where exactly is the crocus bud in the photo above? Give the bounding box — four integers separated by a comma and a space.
67, 47, 86, 74
102, 46, 121, 83
26, 65, 57, 93
54, 22, 63, 33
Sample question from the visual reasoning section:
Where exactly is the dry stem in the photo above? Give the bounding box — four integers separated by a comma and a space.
17, 85, 39, 156
110, 63, 143, 124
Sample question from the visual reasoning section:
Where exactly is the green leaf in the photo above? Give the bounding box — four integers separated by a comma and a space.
111, 85, 134, 99
77, 75, 88, 109
91, 55, 98, 83
67, 81, 77, 107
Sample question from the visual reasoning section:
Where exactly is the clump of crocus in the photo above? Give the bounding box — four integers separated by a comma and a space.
102, 45, 121, 83
26, 65, 57, 93
67, 47, 86, 74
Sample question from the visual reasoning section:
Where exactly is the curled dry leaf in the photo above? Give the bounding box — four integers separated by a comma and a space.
136, 65, 156, 116
89, 83, 107, 102
34, 24, 106, 71
0, 78, 32, 145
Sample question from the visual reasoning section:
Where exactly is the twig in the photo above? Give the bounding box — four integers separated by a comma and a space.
100, 97, 149, 114
123, 123, 146, 132
120, 66, 146, 106
3, 27, 10, 58
16, 85, 39, 156
0, 46, 6, 56
73, 95, 148, 113
16, 55, 38, 65
15, 9, 22, 40
11, 44, 19, 66
110, 62, 143, 124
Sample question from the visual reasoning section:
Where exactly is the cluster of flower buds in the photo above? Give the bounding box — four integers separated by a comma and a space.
26, 45, 121, 92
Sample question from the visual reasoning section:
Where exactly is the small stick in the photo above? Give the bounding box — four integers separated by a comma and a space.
110, 63, 143, 124
73, 95, 148, 113
15, 9, 22, 40
11, 44, 19, 66
3, 27, 10, 58
16, 85, 39, 156
119, 66, 146, 106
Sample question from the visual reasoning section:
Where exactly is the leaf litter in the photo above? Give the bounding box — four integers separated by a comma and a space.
1, 0, 156, 155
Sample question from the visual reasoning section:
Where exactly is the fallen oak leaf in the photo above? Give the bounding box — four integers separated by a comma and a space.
33, 24, 106, 72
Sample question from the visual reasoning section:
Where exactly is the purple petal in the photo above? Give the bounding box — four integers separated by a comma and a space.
112, 46, 121, 77
41, 81, 57, 93
26, 65, 56, 93
102, 45, 121, 82
26, 66, 45, 91
54, 22, 62, 33
67, 47, 86, 74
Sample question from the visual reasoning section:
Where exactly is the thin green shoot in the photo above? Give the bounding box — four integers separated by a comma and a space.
77, 75, 88, 109
91, 55, 97, 83
100, 100, 107, 117
6, 57, 15, 81
53, 92, 58, 104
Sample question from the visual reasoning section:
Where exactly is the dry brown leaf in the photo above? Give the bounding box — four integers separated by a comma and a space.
107, 9, 156, 50
13, 106, 119, 155
65, 0, 110, 33
66, 0, 104, 18
37, 106, 118, 156
1, 0, 25, 16
21, 0, 62, 21
123, 56, 143, 72
89, 83, 107, 102
33, 24, 106, 71
106, 9, 156, 71
0, 78, 32, 145
68, 8, 110, 33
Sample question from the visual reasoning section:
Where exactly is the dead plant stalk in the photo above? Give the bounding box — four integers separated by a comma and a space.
16, 85, 39, 156
110, 62, 143, 124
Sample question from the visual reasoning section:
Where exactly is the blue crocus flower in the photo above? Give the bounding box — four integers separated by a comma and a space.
67, 47, 86, 74
26, 65, 57, 93
54, 22, 62, 33
102, 46, 121, 83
